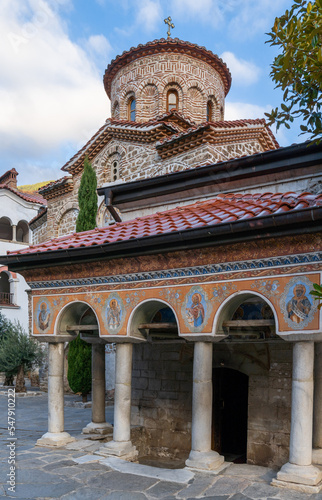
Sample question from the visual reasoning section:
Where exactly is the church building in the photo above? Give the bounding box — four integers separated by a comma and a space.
3, 35, 322, 493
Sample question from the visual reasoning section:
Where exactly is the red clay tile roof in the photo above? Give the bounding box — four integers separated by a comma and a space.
38, 176, 73, 195
29, 207, 47, 226
104, 38, 232, 97
156, 119, 279, 148
0, 184, 47, 205
8, 192, 322, 256
61, 118, 179, 173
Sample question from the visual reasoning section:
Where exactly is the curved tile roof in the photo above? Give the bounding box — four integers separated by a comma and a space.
0, 184, 46, 205
8, 192, 322, 256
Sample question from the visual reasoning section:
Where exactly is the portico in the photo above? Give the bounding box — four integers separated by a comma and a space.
3, 192, 322, 492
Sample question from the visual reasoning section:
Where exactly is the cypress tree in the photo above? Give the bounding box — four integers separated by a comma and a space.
75, 156, 97, 233
68, 156, 98, 401
67, 334, 92, 402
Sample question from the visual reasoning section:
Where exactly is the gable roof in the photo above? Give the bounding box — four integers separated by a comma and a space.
61, 117, 179, 174
0, 183, 46, 205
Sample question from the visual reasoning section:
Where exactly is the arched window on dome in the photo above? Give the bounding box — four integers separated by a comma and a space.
167, 90, 178, 112
207, 101, 213, 122
128, 97, 136, 121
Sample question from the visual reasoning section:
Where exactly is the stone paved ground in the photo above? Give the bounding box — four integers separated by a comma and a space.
1, 393, 322, 500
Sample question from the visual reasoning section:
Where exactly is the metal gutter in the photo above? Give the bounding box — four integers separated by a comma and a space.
3, 206, 322, 272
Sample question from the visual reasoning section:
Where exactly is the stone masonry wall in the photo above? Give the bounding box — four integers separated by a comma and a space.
247, 343, 292, 469
32, 220, 48, 245
132, 341, 292, 467
43, 137, 264, 240
131, 342, 193, 459
110, 53, 226, 123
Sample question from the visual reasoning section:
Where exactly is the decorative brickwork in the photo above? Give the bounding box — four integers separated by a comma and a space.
110, 53, 226, 124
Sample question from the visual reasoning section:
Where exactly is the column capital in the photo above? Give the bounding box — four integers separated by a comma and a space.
33, 335, 77, 343
278, 333, 322, 342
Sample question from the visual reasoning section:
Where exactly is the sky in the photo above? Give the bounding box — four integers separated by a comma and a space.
1, 0, 305, 186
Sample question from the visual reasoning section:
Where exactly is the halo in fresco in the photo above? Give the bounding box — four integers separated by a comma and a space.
103, 293, 125, 334
280, 276, 317, 329
182, 286, 210, 332
36, 298, 52, 332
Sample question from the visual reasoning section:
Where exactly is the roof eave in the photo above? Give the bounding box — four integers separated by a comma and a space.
3, 206, 322, 273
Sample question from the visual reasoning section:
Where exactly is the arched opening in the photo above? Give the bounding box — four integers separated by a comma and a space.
16, 220, 29, 243
128, 299, 190, 467
128, 299, 179, 340
213, 367, 249, 462
56, 301, 99, 337
0, 271, 12, 305
214, 292, 278, 339
128, 97, 136, 121
0, 217, 12, 241
167, 89, 178, 112
212, 292, 279, 466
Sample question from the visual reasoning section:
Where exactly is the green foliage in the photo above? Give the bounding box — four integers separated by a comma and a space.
265, 0, 322, 142
310, 283, 322, 308
0, 320, 44, 376
67, 334, 92, 398
0, 312, 14, 340
75, 156, 98, 233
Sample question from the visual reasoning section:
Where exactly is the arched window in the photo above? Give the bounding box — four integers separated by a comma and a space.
111, 161, 119, 182
0, 217, 12, 241
0, 271, 12, 305
128, 97, 136, 121
16, 220, 29, 243
167, 90, 178, 112
207, 101, 213, 122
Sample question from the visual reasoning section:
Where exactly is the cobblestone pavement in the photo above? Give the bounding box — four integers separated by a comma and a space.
1, 393, 322, 500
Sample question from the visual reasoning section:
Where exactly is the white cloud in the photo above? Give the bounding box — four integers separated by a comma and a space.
171, 0, 226, 28
136, 0, 162, 33
0, 0, 111, 182
87, 34, 112, 58
114, 0, 162, 36
227, 0, 291, 40
224, 102, 271, 121
220, 51, 260, 86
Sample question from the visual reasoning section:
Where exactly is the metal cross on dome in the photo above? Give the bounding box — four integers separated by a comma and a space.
164, 16, 175, 38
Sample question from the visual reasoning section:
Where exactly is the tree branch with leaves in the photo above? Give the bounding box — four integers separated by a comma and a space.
265, 0, 322, 142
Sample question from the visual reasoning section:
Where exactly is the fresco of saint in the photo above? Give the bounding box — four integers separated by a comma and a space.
186, 292, 205, 327
38, 302, 50, 331
286, 283, 312, 324
106, 298, 121, 329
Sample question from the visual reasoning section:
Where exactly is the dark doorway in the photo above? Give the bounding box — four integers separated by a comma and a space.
212, 368, 248, 463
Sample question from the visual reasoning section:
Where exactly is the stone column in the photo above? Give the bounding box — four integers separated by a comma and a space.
186, 342, 224, 471
98, 343, 137, 460
11, 225, 16, 242
313, 342, 322, 464
83, 341, 112, 435
273, 341, 322, 492
37, 342, 75, 447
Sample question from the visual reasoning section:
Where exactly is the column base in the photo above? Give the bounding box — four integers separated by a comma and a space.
185, 450, 225, 472
36, 432, 76, 448
82, 422, 113, 435
271, 462, 322, 493
313, 448, 322, 465
96, 440, 138, 461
